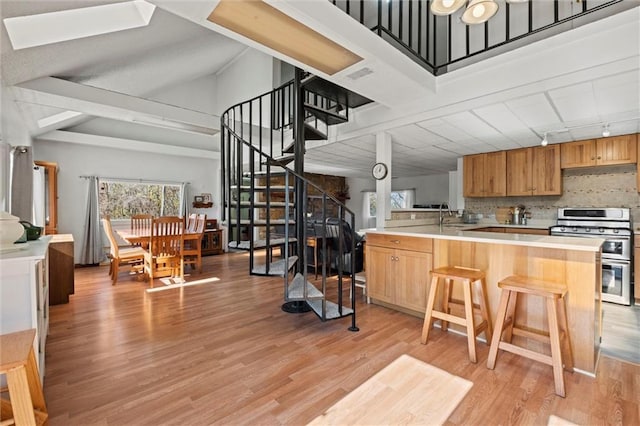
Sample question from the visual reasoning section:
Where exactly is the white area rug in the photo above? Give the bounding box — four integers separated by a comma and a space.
146, 277, 220, 292
308, 354, 473, 426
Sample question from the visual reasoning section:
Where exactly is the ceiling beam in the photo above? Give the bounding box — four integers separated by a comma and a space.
12, 77, 219, 136
38, 130, 220, 160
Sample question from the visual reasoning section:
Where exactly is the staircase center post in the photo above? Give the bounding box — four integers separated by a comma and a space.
294, 67, 306, 267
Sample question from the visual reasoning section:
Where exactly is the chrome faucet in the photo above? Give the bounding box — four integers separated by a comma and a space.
439, 203, 452, 226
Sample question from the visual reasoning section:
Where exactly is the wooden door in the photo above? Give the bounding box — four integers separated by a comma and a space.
506, 148, 533, 196
394, 250, 432, 313
366, 246, 395, 304
533, 144, 562, 195
34, 161, 58, 234
597, 134, 637, 166
484, 151, 507, 197
560, 140, 596, 168
463, 154, 485, 197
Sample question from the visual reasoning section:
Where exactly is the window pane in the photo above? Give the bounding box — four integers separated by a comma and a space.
368, 192, 376, 216
99, 181, 181, 219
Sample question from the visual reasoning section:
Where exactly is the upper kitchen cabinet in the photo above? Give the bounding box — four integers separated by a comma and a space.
463, 151, 506, 197
561, 134, 637, 168
507, 145, 561, 196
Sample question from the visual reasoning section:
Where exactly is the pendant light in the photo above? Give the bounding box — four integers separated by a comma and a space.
430, 0, 466, 16
461, 0, 499, 24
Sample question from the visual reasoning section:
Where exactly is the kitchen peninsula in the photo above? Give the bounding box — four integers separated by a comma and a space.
365, 226, 603, 375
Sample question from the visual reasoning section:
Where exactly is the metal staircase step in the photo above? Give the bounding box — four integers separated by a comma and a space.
227, 218, 295, 225
231, 185, 293, 192
252, 256, 298, 276
304, 103, 347, 126
287, 273, 324, 299
228, 237, 297, 251
237, 201, 292, 207
304, 122, 327, 140
302, 75, 373, 109
265, 155, 295, 167
307, 299, 354, 320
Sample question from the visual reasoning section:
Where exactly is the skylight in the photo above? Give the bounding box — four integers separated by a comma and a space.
3, 0, 156, 50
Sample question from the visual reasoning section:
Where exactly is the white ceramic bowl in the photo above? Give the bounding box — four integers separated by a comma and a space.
0, 211, 25, 247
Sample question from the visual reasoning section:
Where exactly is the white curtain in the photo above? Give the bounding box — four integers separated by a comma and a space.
180, 182, 188, 217
10, 146, 33, 220
79, 176, 104, 265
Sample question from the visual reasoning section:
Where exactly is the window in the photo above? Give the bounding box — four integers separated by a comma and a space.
99, 180, 183, 219
365, 189, 415, 217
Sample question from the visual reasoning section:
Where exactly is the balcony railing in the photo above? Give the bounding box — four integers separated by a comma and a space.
330, 0, 631, 75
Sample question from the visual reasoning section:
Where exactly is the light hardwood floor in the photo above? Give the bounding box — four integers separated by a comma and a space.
45, 252, 639, 425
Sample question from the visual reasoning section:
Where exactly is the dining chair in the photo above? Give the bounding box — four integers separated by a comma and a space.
131, 214, 153, 248
102, 217, 146, 285
183, 214, 206, 273
144, 216, 184, 287
186, 213, 197, 233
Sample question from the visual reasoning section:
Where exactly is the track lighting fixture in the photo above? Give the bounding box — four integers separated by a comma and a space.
602, 124, 610, 138
541, 133, 548, 147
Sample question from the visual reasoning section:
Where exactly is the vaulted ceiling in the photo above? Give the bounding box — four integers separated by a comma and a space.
1, 1, 639, 178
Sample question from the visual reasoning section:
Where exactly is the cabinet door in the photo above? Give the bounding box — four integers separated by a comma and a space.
560, 140, 596, 168
395, 250, 432, 313
635, 247, 640, 303
507, 148, 533, 196
484, 151, 507, 197
533, 144, 562, 195
463, 154, 485, 197
597, 135, 637, 166
366, 246, 395, 304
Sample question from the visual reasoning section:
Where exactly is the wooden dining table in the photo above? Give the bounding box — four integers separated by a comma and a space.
115, 227, 204, 276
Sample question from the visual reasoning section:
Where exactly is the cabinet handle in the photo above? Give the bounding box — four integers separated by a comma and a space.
597, 156, 601, 159
390, 240, 400, 244
591, 157, 595, 160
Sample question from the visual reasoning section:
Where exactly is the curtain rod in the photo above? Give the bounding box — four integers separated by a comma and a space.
79, 175, 189, 185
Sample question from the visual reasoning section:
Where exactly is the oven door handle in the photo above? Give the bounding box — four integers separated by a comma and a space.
602, 259, 630, 266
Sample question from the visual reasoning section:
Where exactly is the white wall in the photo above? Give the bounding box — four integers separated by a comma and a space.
346, 173, 451, 231
33, 139, 219, 262
392, 173, 449, 206
215, 49, 275, 115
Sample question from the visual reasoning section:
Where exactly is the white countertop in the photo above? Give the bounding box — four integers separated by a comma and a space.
366, 226, 603, 252
0, 236, 51, 261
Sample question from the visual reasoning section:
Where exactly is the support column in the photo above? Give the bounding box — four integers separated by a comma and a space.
375, 132, 392, 230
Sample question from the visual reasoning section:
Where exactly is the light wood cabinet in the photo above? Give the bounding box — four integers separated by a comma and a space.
366, 234, 433, 313
463, 151, 506, 198
507, 145, 561, 196
634, 236, 640, 304
561, 134, 637, 168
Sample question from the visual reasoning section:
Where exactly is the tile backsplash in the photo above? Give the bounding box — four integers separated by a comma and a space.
464, 164, 640, 225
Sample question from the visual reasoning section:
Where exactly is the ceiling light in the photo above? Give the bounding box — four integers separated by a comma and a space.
430, 0, 467, 15
462, 0, 499, 24
431, 0, 518, 25
602, 124, 610, 137
541, 133, 548, 146
208, 0, 363, 76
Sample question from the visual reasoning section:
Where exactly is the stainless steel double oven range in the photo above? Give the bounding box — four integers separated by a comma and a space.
550, 207, 633, 305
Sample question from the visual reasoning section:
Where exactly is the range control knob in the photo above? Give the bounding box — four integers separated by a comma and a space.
599, 227, 605, 233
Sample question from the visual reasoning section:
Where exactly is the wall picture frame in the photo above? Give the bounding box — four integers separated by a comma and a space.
194, 195, 204, 203
201, 193, 212, 203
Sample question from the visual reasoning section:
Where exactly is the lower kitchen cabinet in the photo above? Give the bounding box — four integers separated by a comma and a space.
635, 236, 640, 304
49, 234, 74, 305
0, 237, 51, 381
366, 234, 433, 314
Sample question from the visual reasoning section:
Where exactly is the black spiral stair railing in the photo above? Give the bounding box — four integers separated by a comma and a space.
329, 0, 629, 75
221, 70, 370, 329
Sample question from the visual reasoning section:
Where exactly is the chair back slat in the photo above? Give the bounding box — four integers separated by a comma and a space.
150, 216, 184, 257
102, 217, 119, 258
131, 214, 153, 233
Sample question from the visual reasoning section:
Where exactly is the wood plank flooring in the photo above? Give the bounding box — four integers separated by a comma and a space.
44, 253, 639, 425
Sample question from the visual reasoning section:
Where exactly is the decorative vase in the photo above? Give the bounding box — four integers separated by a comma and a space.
0, 211, 25, 247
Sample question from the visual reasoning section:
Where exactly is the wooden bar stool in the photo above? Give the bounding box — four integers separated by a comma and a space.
421, 266, 493, 363
0, 329, 48, 426
487, 275, 574, 397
